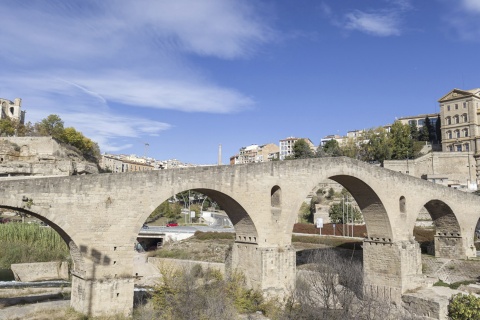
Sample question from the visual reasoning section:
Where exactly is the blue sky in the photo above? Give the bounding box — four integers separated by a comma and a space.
1, 0, 479, 165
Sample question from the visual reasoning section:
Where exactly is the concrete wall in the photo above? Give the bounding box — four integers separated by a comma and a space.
11, 261, 69, 282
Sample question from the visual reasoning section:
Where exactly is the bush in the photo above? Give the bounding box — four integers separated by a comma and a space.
448, 293, 480, 320
194, 231, 235, 241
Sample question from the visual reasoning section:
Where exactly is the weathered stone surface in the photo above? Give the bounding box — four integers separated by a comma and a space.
402, 286, 464, 320
11, 261, 69, 282
0, 137, 98, 177
0, 157, 478, 317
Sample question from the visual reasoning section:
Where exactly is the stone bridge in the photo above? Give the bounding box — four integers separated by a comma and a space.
1, 157, 479, 316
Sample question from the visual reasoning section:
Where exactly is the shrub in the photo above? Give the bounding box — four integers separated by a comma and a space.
194, 231, 235, 241
448, 293, 480, 320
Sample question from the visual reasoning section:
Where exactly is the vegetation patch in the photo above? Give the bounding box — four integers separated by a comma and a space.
193, 231, 235, 241
0, 223, 70, 269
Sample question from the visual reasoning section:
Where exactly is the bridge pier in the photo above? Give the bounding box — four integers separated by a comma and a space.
363, 239, 423, 302
434, 234, 475, 259
231, 242, 296, 297
70, 273, 134, 317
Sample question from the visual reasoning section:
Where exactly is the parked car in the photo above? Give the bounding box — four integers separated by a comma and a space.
166, 221, 178, 227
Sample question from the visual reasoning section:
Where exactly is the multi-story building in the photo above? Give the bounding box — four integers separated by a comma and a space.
230, 143, 279, 164
320, 134, 343, 147
279, 137, 315, 160
438, 88, 480, 183
396, 113, 439, 129
439, 88, 480, 154
0, 97, 26, 124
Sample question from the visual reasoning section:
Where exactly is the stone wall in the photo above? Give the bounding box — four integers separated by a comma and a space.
148, 257, 225, 275
11, 261, 69, 282
384, 152, 473, 188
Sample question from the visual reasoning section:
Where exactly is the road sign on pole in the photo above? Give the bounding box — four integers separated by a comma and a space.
316, 218, 323, 235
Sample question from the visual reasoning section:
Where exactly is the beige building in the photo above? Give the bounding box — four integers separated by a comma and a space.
230, 143, 279, 164
396, 113, 439, 129
0, 97, 26, 124
438, 88, 480, 181
279, 137, 315, 160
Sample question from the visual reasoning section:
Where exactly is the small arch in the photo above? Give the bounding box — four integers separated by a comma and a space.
399, 196, 406, 213
271, 185, 281, 208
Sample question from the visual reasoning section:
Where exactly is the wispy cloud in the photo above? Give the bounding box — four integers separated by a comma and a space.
321, 0, 411, 37
461, 0, 480, 13
344, 11, 401, 36
0, 0, 271, 154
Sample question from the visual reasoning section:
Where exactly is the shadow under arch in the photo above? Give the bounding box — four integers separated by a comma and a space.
328, 175, 393, 241
193, 188, 259, 243
421, 199, 463, 258
0, 205, 86, 277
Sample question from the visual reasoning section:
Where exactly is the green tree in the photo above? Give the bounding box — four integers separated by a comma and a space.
426, 116, 436, 142
328, 199, 361, 224
0, 118, 16, 136
359, 127, 392, 164
390, 121, 413, 160
339, 137, 359, 159
435, 115, 442, 145
409, 122, 419, 141
292, 139, 315, 159
36, 114, 65, 139
322, 139, 342, 157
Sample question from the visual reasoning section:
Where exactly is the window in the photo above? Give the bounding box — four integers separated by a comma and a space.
446, 116, 451, 125
447, 131, 452, 139
456, 145, 462, 152
447, 105, 451, 111
453, 115, 459, 124
408, 120, 416, 126
449, 145, 453, 152
463, 114, 468, 122
418, 119, 425, 126
464, 102, 467, 108
455, 130, 460, 138
464, 128, 469, 137
465, 143, 470, 152
455, 104, 458, 109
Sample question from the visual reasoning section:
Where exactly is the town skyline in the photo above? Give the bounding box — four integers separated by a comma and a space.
0, 0, 479, 164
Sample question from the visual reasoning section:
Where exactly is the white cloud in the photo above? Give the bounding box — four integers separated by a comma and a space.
461, 0, 480, 13
344, 11, 401, 36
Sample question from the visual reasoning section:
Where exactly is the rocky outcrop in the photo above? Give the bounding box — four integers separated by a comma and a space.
11, 261, 69, 282
0, 137, 98, 177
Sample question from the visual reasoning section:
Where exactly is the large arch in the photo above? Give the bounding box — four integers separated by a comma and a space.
329, 175, 392, 241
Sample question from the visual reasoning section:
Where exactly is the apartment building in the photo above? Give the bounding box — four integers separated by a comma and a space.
279, 137, 315, 160
396, 113, 439, 129
439, 88, 480, 154
230, 143, 279, 164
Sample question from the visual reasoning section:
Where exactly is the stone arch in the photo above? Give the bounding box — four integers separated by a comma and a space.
420, 199, 462, 258
0, 205, 86, 277
328, 174, 393, 241
181, 188, 259, 244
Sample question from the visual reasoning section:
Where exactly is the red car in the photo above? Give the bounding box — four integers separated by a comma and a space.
166, 222, 178, 227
